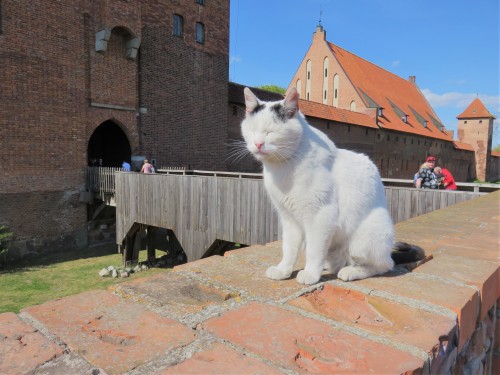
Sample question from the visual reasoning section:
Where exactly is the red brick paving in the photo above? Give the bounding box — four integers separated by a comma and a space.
288, 284, 457, 353
23, 290, 195, 374
161, 342, 282, 374
0, 191, 498, 373
0, 312, 64, 375
202, 301, 425, 373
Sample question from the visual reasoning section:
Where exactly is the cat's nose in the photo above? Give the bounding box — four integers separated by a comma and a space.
255, 142, 264, 151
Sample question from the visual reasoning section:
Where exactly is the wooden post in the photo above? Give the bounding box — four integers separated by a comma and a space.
146, 226, 156, 263
123, 224, 140, 268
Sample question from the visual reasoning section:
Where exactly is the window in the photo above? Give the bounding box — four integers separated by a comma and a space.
196, 0, 205, 4
195, 22, 205, 43
173, 14, 183, 37
324, 68, 328, 77
333, 74, 339, 107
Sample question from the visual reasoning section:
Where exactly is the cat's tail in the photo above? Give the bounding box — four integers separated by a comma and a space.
391, 242, 425, 264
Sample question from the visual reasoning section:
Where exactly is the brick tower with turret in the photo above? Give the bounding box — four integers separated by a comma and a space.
457, 98, 495, 181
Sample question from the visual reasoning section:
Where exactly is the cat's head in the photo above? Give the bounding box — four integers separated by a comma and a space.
241, 87, 303, 163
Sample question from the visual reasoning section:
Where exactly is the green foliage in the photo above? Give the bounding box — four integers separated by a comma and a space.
493, 144, 500, 152
0, 225, 13, 263
257, 85, 286, 95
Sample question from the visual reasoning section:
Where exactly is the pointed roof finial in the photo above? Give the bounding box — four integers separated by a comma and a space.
318, 5, 323, 26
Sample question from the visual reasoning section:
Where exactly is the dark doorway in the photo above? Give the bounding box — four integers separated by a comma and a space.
88, 121, 131, 167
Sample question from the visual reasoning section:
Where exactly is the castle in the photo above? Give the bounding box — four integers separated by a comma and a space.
0, 2, 497, 259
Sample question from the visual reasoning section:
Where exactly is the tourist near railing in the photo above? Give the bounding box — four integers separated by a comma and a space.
86, 167, 500, 195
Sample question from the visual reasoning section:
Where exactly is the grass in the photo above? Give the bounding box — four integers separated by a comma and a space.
0, 244, 167, 314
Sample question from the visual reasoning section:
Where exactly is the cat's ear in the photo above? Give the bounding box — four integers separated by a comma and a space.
283, 87, 299, 119
244, 87, 260, 114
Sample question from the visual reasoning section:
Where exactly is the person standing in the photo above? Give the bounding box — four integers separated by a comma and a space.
140, 159, 154, 174
122, 160, 131, 171
434, 166, 457, 190
415, 156, 439, 189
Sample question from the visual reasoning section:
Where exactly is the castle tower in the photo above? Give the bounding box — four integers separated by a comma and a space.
457, 98, 495, 181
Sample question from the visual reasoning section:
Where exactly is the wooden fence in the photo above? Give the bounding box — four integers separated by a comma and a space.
114, 171, 486, 263
86, 167, 123, 202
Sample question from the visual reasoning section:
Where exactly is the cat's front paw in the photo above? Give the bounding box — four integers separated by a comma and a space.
296, 270, 321, 285
337, 266, 373, 281
266, 266, 290, 280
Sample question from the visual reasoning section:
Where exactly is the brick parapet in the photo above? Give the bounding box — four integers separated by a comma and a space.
0, 191, 498, 373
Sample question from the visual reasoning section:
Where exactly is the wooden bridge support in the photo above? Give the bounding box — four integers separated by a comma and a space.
121, 224, 161, 267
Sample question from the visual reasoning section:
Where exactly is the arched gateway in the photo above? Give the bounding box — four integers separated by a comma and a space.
88, 120, 131, 167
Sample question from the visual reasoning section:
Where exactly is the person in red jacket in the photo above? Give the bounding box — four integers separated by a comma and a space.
434, 166, 457, 190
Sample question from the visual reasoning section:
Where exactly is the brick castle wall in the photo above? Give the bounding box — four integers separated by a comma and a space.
0, 0, 229, 258
138, 1, 229, 170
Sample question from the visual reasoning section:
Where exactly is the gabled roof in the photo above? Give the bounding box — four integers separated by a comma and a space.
327, 42, 453, 141
298, 100, 378, 129
457, 98, 496, 119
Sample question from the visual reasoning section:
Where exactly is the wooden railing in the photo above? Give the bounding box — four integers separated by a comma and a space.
114, 172, 488, 263
382, 178, 500, 193
86, 167, 124, 202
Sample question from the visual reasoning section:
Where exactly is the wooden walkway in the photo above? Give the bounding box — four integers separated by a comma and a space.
114, 171, 487, 265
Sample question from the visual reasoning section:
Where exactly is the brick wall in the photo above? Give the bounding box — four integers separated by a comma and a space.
0, 0, 229, 259
138, 0, 229, 170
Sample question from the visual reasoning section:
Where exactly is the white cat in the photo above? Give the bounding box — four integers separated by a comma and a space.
241, 87, 423, 285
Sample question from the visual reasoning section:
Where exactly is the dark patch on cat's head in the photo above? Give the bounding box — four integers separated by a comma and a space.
272, 103, 291, 122
251, 103, 265, 114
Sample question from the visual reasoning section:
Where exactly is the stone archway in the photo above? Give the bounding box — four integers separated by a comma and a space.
88, 120, 131, 167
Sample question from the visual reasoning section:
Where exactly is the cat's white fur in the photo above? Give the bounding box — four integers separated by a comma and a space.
241, 87, 395, 285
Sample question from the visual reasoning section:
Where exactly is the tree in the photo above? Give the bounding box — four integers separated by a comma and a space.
493, 144, 500, 153
257, 85, 286, 95
0, 225, 13, 266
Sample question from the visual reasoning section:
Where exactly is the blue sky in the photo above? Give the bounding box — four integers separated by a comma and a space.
229, 0, 500, 147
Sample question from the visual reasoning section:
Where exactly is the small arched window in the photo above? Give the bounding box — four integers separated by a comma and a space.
173, 14, 183, 37
306, 60, 312, 101
195, 22, 205, 44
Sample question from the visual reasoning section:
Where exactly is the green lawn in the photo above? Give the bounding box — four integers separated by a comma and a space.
0, 245, 167, 314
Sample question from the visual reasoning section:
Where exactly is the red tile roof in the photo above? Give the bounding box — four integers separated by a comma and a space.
328, 43, 453, 141
298, 100, 378, 128
453, 141, 475, 152
456, 98, 496, 119
491, 150, 500, 157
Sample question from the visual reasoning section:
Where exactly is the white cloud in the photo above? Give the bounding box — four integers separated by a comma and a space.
391, 60, 400, 67
421, 89, 500, 113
